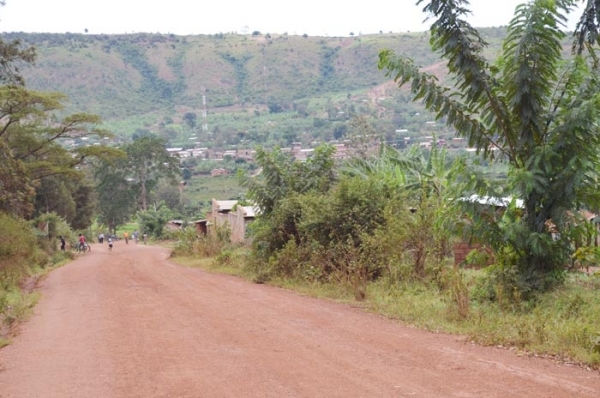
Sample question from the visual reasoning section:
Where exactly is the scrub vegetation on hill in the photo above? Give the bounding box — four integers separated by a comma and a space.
2, 28, 510, 147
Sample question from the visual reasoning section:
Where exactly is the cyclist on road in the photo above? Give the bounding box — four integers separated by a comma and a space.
78, 234, 86, 252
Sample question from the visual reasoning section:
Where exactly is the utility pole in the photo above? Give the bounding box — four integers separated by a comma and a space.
201, 86, 208, 133
262, 46, 267, 106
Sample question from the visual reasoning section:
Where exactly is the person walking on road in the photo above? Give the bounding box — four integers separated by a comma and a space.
123, 231, 129, 245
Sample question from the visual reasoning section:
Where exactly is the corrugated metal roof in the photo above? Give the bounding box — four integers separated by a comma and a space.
240, 206, 260, 218
459, 195, 524, 209
215, 200, 238, 211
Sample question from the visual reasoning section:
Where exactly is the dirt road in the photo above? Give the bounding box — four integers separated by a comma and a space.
1, 243, 599, 397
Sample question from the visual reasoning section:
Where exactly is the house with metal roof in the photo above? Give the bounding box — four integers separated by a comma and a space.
207, 199, 259, 243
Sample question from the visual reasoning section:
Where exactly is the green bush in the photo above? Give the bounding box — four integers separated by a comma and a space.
172, 227, 200, 256
215, 247, 249, 270
0, 214, 37, 291
171, 224, 231, 258
137, 202, 173, 238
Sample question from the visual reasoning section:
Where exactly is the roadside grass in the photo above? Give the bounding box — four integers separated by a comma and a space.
171, 248, 254, 279
0, 290, 41, 348
171, 249, 600, 368
170, 256, 216, 270
0, 251, 72, 348
366, 271, 600, 367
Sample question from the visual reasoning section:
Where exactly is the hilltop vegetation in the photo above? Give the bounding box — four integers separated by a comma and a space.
1, 29, 508, 147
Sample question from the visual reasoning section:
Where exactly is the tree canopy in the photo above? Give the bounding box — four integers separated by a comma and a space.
239, 145, 336, 216
126, 136, 180, 211
0, 86, 119, 223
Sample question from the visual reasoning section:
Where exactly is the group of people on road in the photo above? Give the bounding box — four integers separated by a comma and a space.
98, 233, 114, 250
61, 230, 149, 253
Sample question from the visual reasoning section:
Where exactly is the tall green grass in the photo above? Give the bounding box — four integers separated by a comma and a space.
365, 270, 600, 367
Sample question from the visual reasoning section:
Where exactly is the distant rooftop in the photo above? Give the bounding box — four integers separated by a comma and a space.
214, 200, 238, 211
460, 195, 524, 209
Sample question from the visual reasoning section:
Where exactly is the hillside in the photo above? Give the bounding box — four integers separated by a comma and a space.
2, 29, 508, 147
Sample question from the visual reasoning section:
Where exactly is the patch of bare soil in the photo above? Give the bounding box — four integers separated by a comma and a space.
1, 242, 599, 397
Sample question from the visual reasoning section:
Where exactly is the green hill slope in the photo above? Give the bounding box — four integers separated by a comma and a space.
2, 29, 508, 145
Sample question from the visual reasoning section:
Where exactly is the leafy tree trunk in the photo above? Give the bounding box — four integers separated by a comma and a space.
140, 166, 148, 211
125, 137, 179, 213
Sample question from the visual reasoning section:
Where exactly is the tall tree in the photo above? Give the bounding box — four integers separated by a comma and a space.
0, 37, 35, 86
34, 174, 97, 230
183, 112, 197, 129
379, 0, 600, 292
0, 140, 35, 218
573, 0, 600, 55
125, 136, 180, 211
94, 158, 136, 234
0, 86, 119, 221
0, 0, 35, 86
0, 22, 37, 217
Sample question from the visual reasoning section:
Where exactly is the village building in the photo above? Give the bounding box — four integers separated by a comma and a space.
195, 219, 208, 236
207, 199, 258, 243
236, 148, 255, 161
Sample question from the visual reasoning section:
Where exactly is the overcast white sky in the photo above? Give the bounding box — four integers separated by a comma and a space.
0, 0, 584, 36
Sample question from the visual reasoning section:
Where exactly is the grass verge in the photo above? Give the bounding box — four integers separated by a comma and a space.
0, 251, 73, 348
171, 251, 600, 369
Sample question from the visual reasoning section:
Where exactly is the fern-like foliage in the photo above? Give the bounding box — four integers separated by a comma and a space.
573, 0, 600, 56
380, 0, 600, 291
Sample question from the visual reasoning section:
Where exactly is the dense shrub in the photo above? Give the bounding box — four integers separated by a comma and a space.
248, 176, 392, 295
0, 214, 38, 290
172, 225, 231, 258
0, 213, 41, 325
137, 203, 173, 238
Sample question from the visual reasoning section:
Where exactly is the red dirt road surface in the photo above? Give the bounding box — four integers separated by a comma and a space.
1, 243, 599, 398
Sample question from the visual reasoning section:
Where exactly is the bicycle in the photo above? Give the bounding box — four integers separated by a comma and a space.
74, 242, 91, 253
